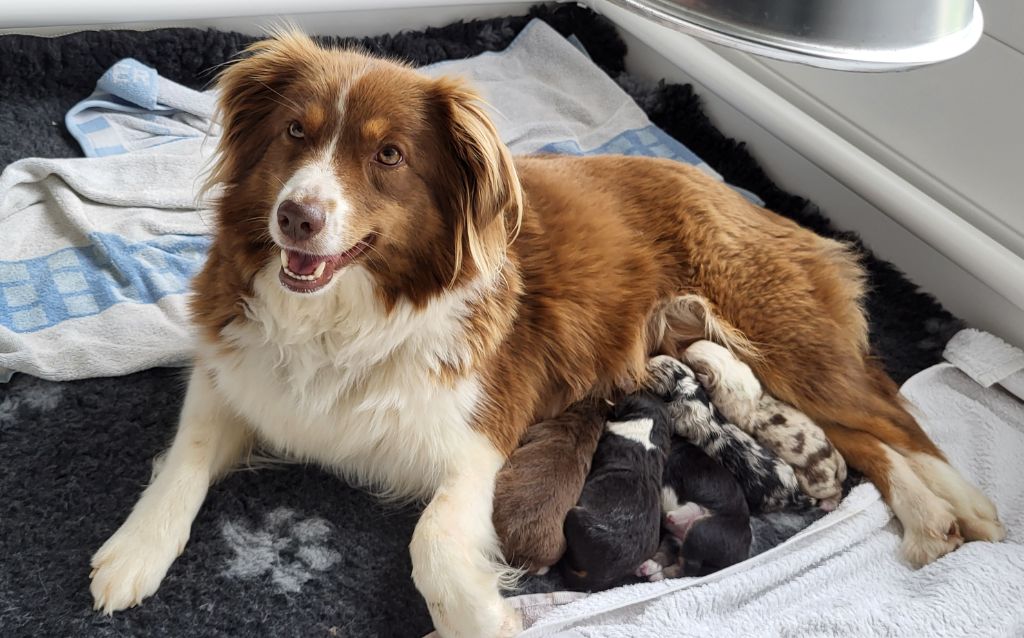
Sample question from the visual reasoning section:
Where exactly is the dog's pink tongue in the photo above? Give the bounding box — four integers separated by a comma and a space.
287, 251, 323, 276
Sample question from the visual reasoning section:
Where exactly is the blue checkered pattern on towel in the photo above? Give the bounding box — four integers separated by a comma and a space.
539, 125, 704, 166
0, 233, 209, 333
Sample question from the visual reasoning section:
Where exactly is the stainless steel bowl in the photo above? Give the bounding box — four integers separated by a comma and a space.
603, 0, 984, 71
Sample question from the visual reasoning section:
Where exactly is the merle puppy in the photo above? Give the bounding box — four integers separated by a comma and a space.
645, 355, 815, 513
561, 392, 672, 591
637, 438, 752, 580
683, 340, 847, 509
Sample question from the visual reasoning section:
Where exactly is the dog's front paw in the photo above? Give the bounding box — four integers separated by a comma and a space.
89, 524, 183, 614
498, 602, 523, 637
429, 597, 520, 638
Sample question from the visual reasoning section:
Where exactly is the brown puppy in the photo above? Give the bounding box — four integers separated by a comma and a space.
493, 400, 604, 574
89, 32, 1005, 638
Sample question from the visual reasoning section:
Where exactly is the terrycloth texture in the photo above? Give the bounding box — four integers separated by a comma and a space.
509, 330, 1024, 637
944, 328, 1024, 401
0, 7, 970, 636
0, 19, 739, 383
0, 140, 213, 382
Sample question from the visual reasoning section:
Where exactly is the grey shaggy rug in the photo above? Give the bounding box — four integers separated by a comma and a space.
0, 5, 963, 637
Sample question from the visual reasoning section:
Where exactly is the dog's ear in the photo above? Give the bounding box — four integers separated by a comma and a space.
204, 30, 322, 191
430, 77, 523, 281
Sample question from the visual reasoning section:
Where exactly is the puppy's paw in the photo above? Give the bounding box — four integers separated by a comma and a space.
644, 356, 690, 399
900, 507, 964, 568
89, 525, 182, 614
635, 559, 663, 580
818, 497, 841, 512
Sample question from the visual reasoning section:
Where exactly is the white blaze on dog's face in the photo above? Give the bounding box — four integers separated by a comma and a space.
205, 30, 522, 299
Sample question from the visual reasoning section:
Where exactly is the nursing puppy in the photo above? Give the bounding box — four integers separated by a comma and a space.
637, 438, 752, 581
89, 31, 1002, 638
562, 393, 671, 591
493, 400, 605, 574
645, 356, 814, 512
657, 438, 752, 578
683, 341, 847, 507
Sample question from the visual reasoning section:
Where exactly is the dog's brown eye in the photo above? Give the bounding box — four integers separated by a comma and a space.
288, 121, 304, 139
375, 145, 403, 166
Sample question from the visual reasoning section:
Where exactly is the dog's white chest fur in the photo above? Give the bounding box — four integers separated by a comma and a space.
204, 265, 486, 497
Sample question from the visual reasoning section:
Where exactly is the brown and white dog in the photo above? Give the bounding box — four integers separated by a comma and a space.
88, 32, 1005, 637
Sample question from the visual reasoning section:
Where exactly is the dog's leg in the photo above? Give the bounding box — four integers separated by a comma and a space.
90, 367, 250, 614
784, 364, 1005, 549
865, 363, 1005, 543
820, 425, 964, 566
410, 431, 520, 638
738, 311, 1003, 559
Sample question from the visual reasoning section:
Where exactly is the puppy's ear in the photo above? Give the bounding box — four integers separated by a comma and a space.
204, 30, 322, 191
430, 77, 523, 282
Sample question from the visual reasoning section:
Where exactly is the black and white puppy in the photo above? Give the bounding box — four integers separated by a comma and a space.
644, 355, 815, 513
561, 392, 671, 591
637, 438, 752, 580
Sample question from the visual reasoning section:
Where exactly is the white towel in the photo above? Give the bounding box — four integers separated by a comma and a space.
0, 140, 214, 382
944, 328, 1024, 401
511, 329, 1024, 637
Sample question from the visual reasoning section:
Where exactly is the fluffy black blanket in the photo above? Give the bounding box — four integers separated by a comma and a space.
0, 6, 961, 637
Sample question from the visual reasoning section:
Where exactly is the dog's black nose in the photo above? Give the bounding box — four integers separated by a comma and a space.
277, 199, 325, 241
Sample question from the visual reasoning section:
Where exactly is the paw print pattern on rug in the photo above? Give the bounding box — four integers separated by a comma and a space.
0, 377, 64, 428
220, 507, 341, 593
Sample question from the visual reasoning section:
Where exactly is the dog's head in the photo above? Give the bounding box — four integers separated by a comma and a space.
206, 30, 522, 300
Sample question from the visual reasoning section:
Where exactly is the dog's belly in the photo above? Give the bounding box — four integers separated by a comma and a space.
205, 334, 482, 499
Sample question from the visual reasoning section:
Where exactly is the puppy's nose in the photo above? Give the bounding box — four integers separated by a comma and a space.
277, 200, 325, 242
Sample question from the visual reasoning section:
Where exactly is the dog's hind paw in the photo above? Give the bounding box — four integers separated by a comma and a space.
900, 510, 964, 568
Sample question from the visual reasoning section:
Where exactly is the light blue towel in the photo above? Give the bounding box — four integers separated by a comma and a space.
66, 58, 218, 157
1, 19, 759, 381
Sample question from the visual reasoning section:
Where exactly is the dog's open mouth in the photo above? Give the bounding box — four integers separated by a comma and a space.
277, 235, 374, 293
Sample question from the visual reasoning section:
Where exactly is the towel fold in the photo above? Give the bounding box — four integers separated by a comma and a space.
944, 328, 1024, 401
65, 58, 218, 157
